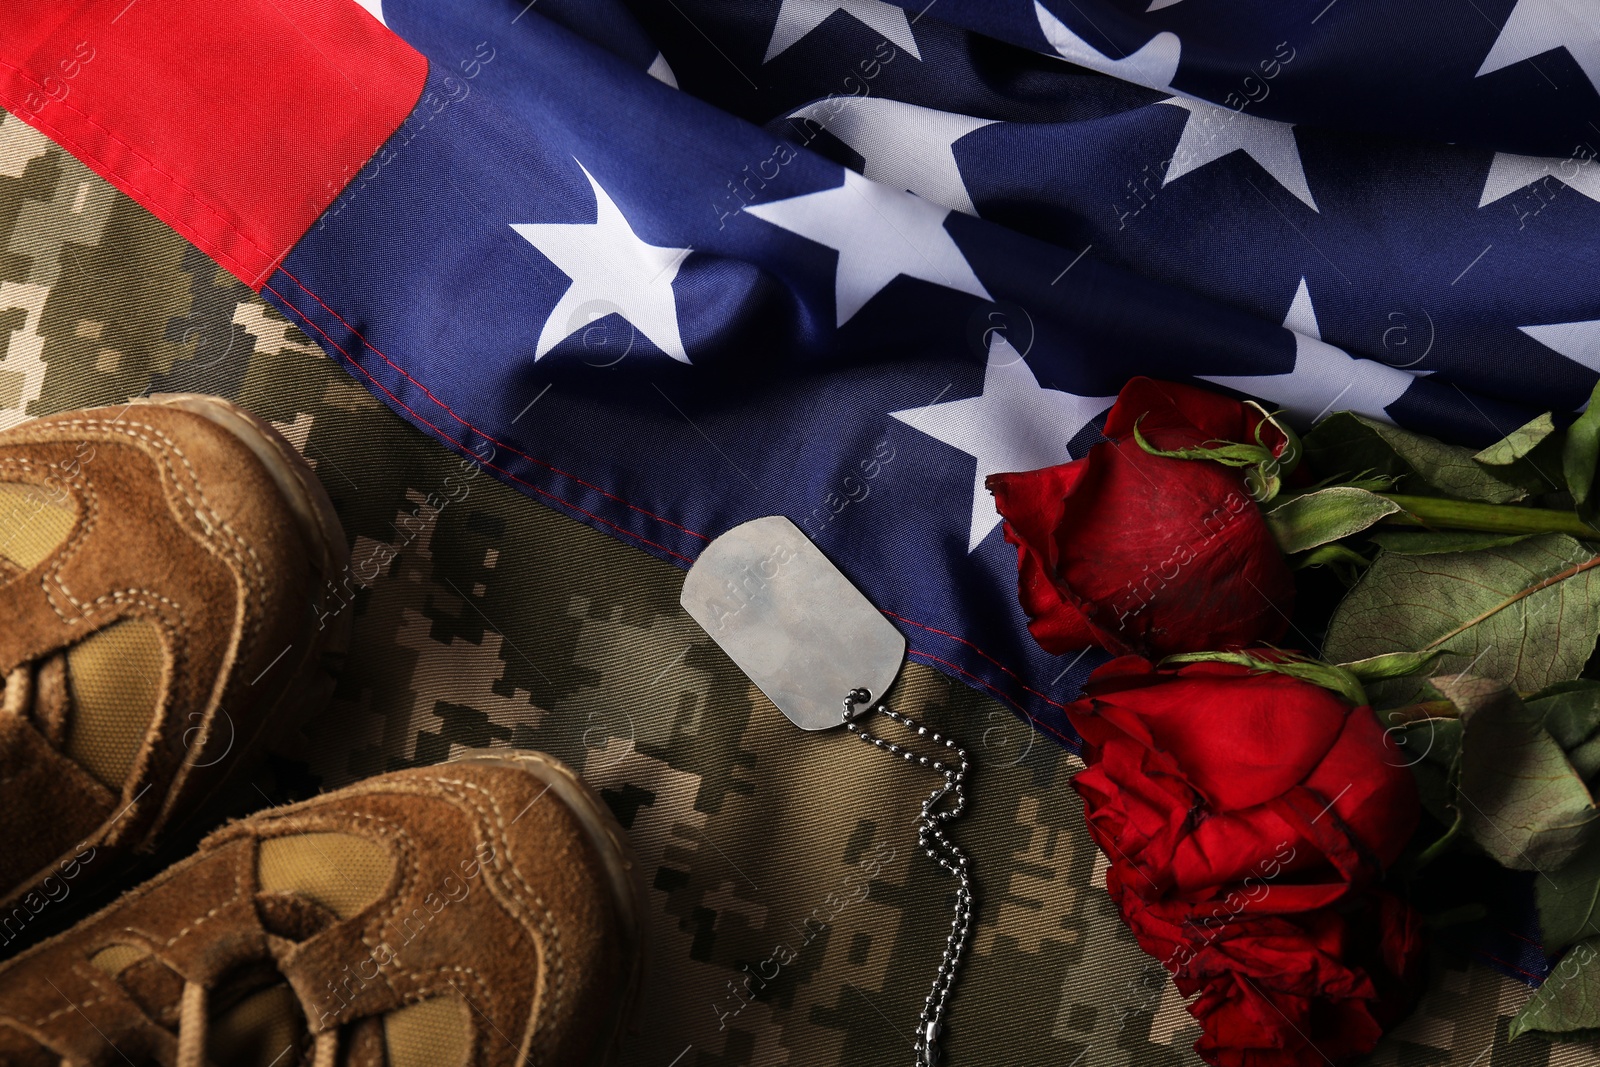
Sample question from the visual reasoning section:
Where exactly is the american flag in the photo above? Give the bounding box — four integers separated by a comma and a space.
9, 0, 1600, 751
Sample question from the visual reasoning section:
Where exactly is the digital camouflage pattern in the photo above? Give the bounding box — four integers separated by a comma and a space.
2, 107, 1597, 1066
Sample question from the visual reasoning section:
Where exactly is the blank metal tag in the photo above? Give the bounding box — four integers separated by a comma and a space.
681, 516, 904, 731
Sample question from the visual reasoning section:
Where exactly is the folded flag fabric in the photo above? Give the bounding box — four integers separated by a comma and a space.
3, 0, 1598, 753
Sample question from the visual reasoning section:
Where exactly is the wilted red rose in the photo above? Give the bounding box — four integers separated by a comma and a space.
1069, 657, 1423, 1066
987, 377, 1296, 659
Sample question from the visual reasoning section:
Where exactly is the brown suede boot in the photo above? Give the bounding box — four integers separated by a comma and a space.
0, 750, 640, 1066
0, 394, 349, 939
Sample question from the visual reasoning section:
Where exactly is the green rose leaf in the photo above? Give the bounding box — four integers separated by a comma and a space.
1473, 412, 1565, 495
1367, 530, 1534, 556
1264, 487, 1400, 554
1435, 674, 1598, 872
1324, 535, 1600, 698
1510, 935, 1600, 1042
1535, 836, 1600, 956
1476, 412, 1558, 467
1304, 412, 1525, 504
1529, 684, 1600, 767
1565, 380, 1600, 521
1529, 681, 1600, 781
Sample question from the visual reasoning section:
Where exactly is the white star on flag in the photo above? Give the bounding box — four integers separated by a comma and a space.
511, 163, 692, 363
745, 168, 991, 327
787, 97, 997, 215
891, 334, 1115, 551
1520, 319, 1600, 376
1160, 98, 1318, 211
1202, 279, 1421, 425
1034, 0, 1181, 91
765, 0, 921, 63
1477, 0, 1600, 93
1478, 150, 1600, 208
647, 53, 679, 88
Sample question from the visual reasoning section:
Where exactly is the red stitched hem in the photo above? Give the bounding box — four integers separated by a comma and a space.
1473, 949, 1546, 986
263, 281, 697, 564
908, 648, 1080, 751
275, 267, 710, 543
889, 608, 1076, 713
1502, 926, 1543, 948
268, 275, 1081, 729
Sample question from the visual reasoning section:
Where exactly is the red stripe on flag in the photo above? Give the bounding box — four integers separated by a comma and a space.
0, 0, 425, 289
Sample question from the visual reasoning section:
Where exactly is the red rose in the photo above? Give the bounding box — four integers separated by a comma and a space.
1068, 657, 1423, 1066
987, 377, 1296, 659
1184, 894, 1423, 1067
1104, 883, 1423, 1066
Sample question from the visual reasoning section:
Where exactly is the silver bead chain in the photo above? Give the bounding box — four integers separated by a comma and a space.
843, 688, 975, 1067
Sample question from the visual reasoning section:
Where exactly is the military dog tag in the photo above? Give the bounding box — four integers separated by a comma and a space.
684, 516, 974, 1067
681, 516, 904, 730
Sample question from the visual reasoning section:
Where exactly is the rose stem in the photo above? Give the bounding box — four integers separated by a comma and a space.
1414, 818, 1463, 870
1378, 494, 1600, 538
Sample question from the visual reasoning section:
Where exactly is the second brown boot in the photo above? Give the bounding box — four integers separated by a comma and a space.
0, 748, 640, 1066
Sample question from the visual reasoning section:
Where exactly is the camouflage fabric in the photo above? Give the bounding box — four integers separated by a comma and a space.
2, 107, 1597, 1066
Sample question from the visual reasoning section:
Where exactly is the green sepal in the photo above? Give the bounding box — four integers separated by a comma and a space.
1337, 649, 1441, 682
1131, 420, 1276, 468
1291, 544, 1370, 587
1131, 412, 1292, 503
1161, 649, 1367, 707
